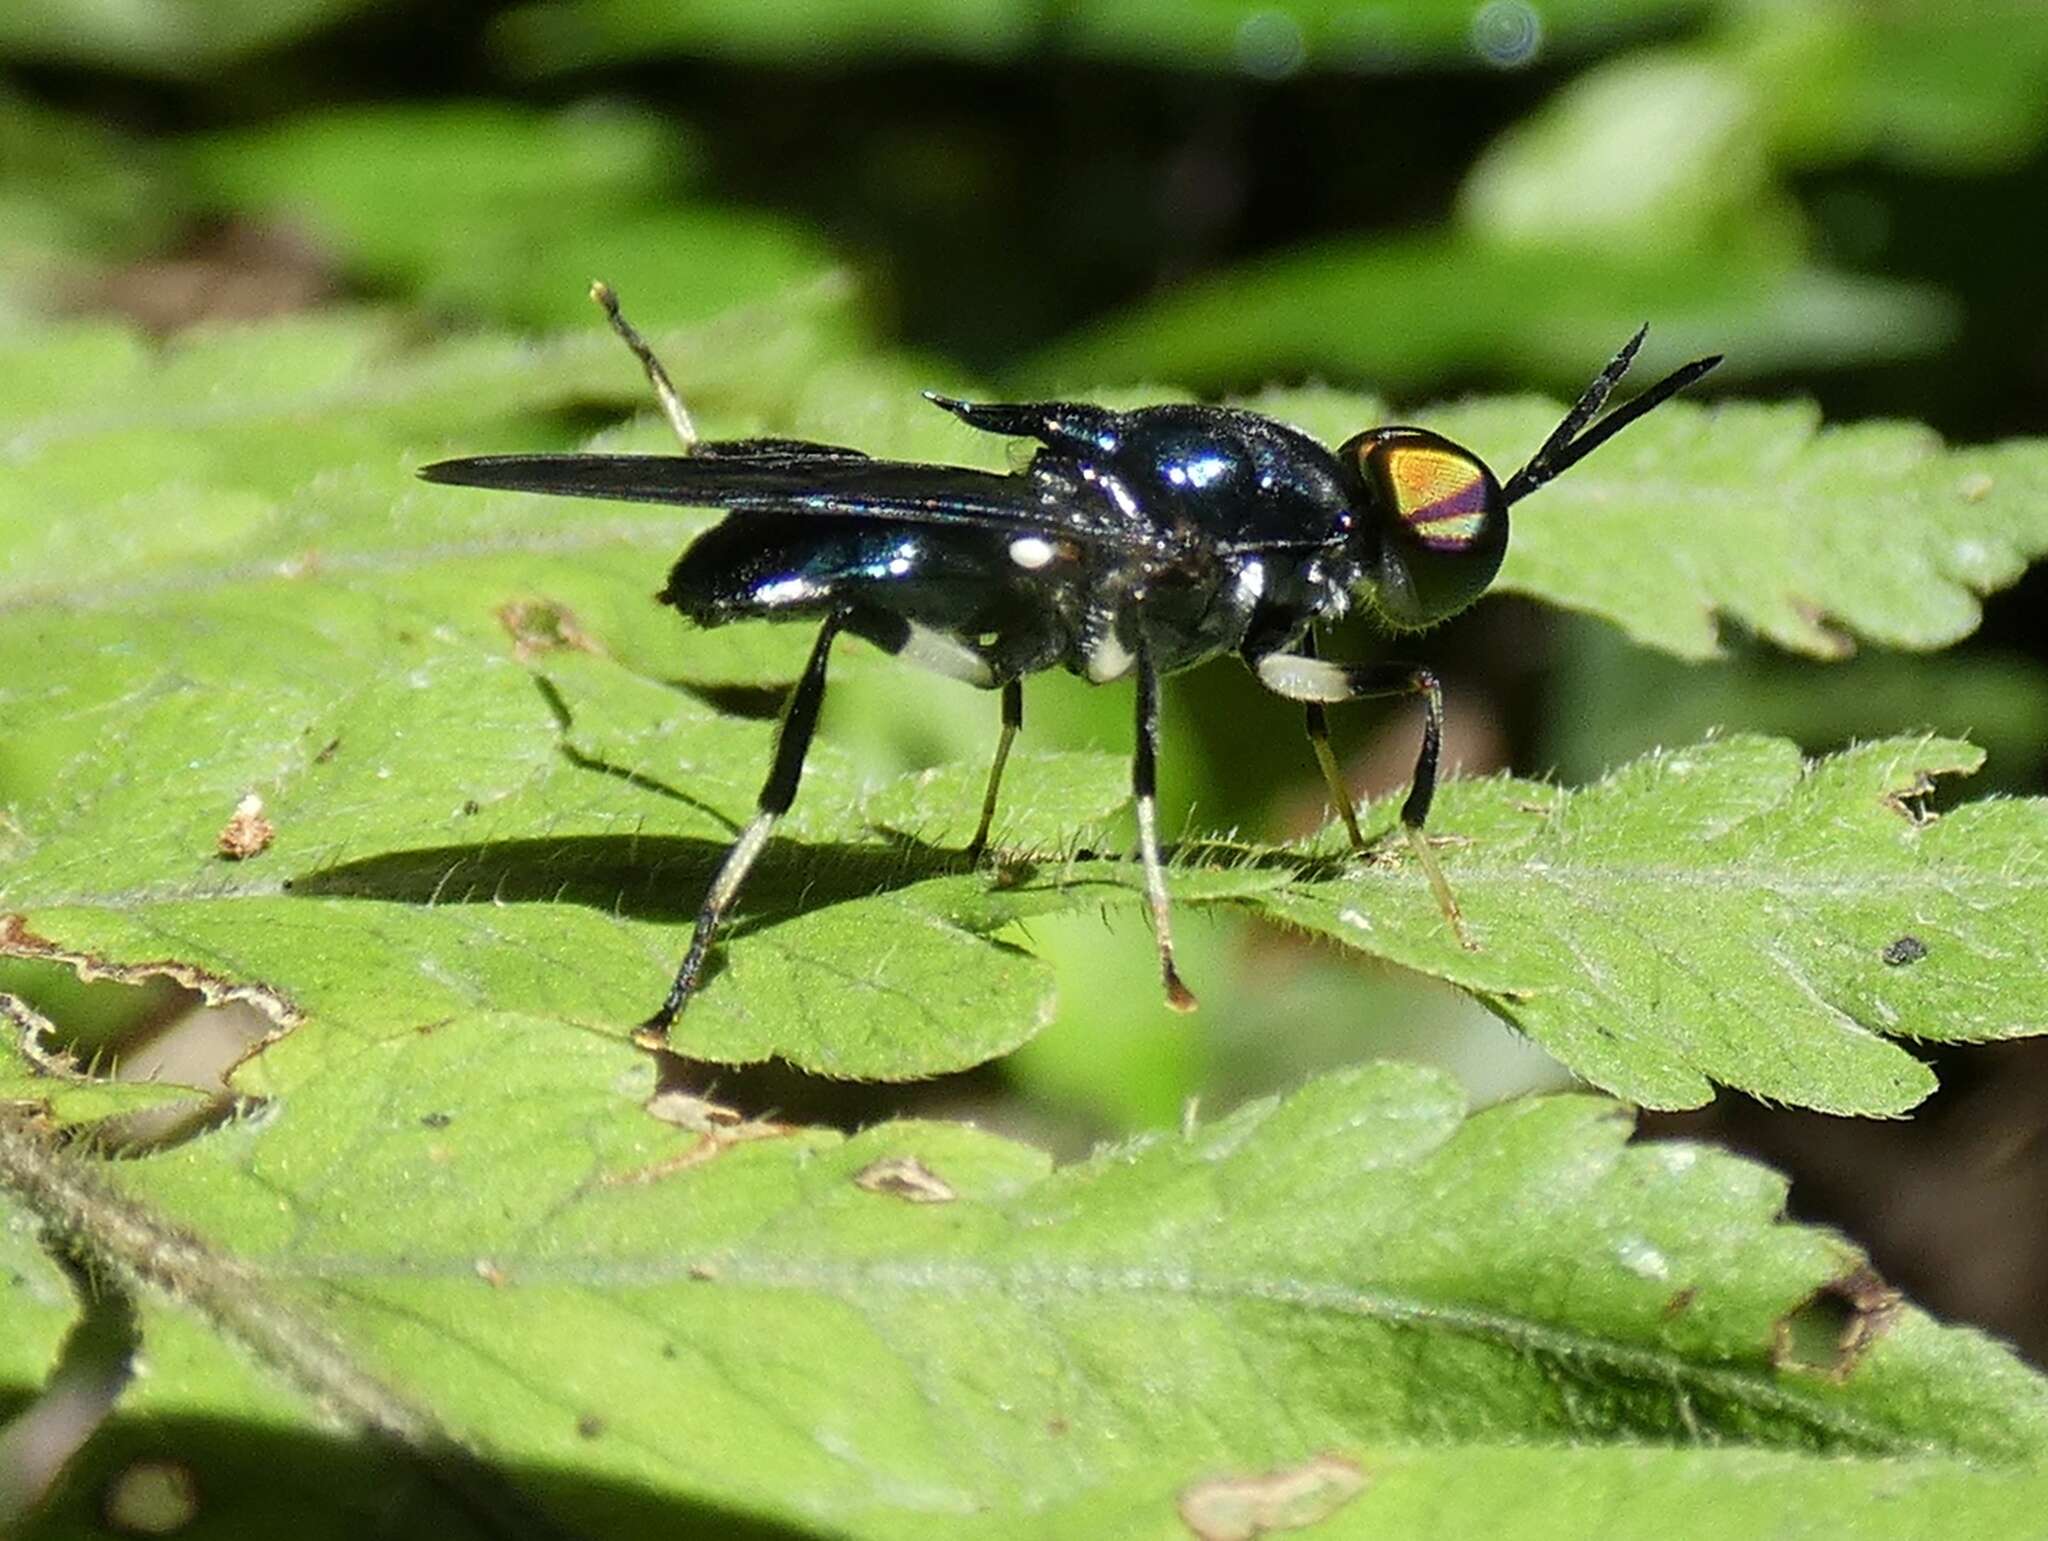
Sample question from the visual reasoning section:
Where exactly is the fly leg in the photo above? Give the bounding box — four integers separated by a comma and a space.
1253, 648, 1475, 950
840, 609, 1018, 864
1296, 632, 1367, 853
592, 281, 697, 451
966, 680, 1023, 864
1135, 638, 1197, 1011
638, 610, 846, 1044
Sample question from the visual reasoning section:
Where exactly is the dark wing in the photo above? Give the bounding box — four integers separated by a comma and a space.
418, 445, 1128, 545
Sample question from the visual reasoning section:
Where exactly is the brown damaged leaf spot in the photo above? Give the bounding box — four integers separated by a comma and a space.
497, 598, 605, 662
1880, 770, 1940, 825
0, 915, 301, 1032
606, 1090, 794, 1186
1661, 1285, 1699, 1320
216, 792, 276, 860
1178, 1454, 1368, 1541
3, 991, 93, 1084
855, 1155, 958, 1204
1773, 1264, 1903, 1382
1789, 598, 1855, 660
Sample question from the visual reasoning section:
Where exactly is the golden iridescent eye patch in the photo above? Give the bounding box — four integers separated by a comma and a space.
1379, 443, 1490, 550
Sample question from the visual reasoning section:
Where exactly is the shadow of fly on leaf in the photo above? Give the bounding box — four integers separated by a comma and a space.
419, 282, 1719, 1043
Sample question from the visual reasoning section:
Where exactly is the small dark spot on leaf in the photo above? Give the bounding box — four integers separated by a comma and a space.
576, 1414, 606, 1439
661, 1342, 679, 1359
103, 1457, 199, 1535
216, 793, 275, 860
1881, 935, 1928, 967
1046, 1416, 1070, 1437
1662, 1286, 1699, 1320
461, 798, 481, 816
1773, 1264, 1902, 1381
413, 1018, 454, 1037
498, 598, 604, 661
313, 736, 341, 764
855, 1155, 957, 1203
687, 1261, 720, 1282
420, 1111, 452, 1130
1178, 1453, 1368, 1541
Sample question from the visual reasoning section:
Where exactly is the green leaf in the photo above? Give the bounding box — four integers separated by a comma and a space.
1255, 733, 2048, 1114
6, 311, 2048, 1104
1244, 385, 2048, 659
0, 1192, 73, 1421
188, 104, 837, 332
0, 305, 1031, 1086
0, 0, 389, 75
25, 1049, 2048, 1537
1038, 1448, 2048, 1539
1735, 0, 2048, 172
0, 1053, 207, 1130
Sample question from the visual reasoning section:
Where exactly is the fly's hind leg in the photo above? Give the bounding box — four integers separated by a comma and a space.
1253, 647, 1475, 950
592, 281, 697, 451
638, 610, 847, 1045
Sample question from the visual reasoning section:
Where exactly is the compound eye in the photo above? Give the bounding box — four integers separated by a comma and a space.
1341, 427, 1508, 628
1360, 429, 1499, 554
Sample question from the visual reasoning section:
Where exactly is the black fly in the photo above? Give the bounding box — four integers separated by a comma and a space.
421, 285, 1719, 1045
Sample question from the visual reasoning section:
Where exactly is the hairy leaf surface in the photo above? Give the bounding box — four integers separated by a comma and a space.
5, 316, 2048, 1103
17, 1052, 2047, 1538
1263, 733, 2048, 1111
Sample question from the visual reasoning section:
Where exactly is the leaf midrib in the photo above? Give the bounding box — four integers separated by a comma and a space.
249, 1252, 1985, 1460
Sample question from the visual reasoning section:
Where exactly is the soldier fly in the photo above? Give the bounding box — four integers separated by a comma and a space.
422, 286, 1719, 1045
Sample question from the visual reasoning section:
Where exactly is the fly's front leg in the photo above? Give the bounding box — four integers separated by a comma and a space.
1134, 639, 1197, 1011
638, 611, 847, 1044
1253, 649, 1475, 950
592, 281, 698, 451
967, 679, 1023, 864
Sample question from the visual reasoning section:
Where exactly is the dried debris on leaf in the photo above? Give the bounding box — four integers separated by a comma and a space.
1178, 1453, 1368, 1541
216, 793, 276, 860
497, 598, 604, 662
854, 1155, 957, 1204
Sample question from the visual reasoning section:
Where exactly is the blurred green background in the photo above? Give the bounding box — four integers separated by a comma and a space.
4, 0, 2048, 1355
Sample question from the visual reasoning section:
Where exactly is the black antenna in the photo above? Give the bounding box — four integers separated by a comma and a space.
1501, 327, 1722, 506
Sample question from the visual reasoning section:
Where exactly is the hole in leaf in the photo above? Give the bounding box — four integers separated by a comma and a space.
1774, 1265, 1902, 1381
